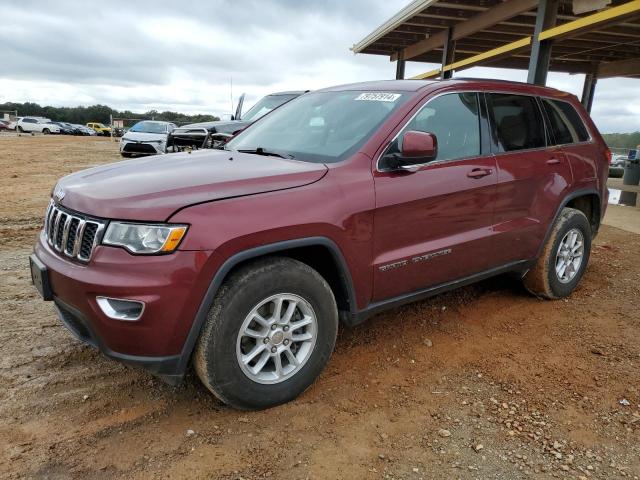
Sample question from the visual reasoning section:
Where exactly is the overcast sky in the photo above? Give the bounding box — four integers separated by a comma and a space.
1, 0, 639, 133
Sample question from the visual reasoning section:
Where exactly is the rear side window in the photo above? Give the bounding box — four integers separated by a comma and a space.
488, 94, 546, 152
541, 98, 590, 144
400, 92, 481, 161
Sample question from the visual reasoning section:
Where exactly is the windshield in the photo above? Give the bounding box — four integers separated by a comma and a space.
226, 91, 409, 163
129, 121, 167, 134
241, 94, 299, 122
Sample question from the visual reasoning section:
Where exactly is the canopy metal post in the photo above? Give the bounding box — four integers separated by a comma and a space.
441, 27, 455, 79
527, 0, 559, 85
581, 73, 598, 113
395, 50, 406, 80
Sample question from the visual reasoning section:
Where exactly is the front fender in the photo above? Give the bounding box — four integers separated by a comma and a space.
172, 236, 359, 378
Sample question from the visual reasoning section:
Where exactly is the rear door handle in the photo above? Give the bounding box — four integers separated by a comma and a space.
467, 168, 493, 179
546, 158, 561, 165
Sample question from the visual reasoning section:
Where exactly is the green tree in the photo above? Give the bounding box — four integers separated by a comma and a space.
602, 132, 640, 150
1, 102, 219, 125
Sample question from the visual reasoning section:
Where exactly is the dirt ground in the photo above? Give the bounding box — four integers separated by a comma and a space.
1, 135, 639, 480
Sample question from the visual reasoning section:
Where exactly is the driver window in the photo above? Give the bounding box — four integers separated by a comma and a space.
399, 92, 481, 162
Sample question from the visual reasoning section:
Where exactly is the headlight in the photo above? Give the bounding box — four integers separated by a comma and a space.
103, 222, 188, 254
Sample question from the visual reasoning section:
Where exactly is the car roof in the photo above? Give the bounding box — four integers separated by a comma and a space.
318, 80, 435, 92
316, 78, 567, 98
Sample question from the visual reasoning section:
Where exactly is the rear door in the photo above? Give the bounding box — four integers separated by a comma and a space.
372, 91, 498, 301
487, 93, 573, 265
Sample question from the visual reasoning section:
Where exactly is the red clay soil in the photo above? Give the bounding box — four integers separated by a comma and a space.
1, 135, 639, 479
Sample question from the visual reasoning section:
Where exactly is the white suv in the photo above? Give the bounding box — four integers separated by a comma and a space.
17, 117, 61, 134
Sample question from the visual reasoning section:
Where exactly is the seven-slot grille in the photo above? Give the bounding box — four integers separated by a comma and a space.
44, 202, 105, 262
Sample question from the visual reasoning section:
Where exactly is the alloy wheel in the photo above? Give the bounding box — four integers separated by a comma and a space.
555, 228, 584, 283
236, 293, 317, 384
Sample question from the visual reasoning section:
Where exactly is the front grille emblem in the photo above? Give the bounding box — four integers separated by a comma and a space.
53, 187, 65, 203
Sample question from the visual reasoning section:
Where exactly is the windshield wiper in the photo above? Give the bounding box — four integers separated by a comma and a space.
237, 147, 294, 159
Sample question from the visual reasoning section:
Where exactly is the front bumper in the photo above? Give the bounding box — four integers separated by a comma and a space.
33, 232, 219, 384
120, 140, 165, 155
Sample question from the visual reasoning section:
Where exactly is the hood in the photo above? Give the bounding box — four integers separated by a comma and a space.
122, 131, 168, 142
56, 149, 328, 221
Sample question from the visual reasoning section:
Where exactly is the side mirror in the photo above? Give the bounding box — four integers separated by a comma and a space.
383, 131, 437, 171
402, 130, 437, 160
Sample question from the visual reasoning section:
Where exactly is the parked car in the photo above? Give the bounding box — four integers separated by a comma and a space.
66, 123, 87, 135
168, 91, 306, 150
30, 79, 609, 410
119, 120, 176, 157
72, 124, 97, 136
0, 119, 9, 131
87, 122, 111, 136
17, 117, 61, 134
48, 122, 76, 135
59, 122, 86, 135
611, 154, 627, 168
7, 117, 22, 130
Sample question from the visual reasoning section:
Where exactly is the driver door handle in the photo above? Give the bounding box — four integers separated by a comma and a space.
467, 168, 493, 179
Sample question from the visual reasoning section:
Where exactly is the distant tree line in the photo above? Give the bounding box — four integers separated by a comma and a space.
602, 131, 640, 150
0, 102, 219, 125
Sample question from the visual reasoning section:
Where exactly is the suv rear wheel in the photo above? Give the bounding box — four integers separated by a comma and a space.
523, 207, 592, 299
194, 257, 338, 410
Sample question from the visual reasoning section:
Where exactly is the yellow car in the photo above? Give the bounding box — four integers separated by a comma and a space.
86, 122, 111, 136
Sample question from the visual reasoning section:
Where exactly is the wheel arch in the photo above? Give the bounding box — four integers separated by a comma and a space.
176, 237, 358, 375
536, 188, 601, 259
565, 192, 601, 234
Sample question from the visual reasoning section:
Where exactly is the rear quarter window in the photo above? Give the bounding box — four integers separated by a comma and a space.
541, 98, 590, 144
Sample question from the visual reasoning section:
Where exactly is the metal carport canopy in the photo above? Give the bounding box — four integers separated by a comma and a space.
351, 0, 640, 82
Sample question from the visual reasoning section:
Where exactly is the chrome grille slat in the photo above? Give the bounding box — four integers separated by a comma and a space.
71, 219, 86, 257
48, 208, 58, 244
64, 217, 80, 255
78, 222, 101, 261
60, 215, 72, 253
53, 212, 64, 250
44, 203, 53, 236
42, 201, 105, 263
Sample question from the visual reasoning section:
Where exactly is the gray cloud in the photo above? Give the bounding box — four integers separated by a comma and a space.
1, 0, 639, 132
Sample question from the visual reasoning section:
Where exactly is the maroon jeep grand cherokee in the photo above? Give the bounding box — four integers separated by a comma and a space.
31, 79, 610, 409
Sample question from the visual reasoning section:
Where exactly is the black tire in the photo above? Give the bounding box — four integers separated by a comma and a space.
17, 126, 23, 133
42, 128, 50, 135
608, 166, 624, 179
194, 257, 338, 410
523, 207, 592, 299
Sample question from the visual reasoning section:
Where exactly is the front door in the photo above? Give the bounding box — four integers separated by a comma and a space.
372, 92, 497, 302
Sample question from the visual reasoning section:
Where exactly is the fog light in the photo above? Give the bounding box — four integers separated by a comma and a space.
96, 296, 145, 321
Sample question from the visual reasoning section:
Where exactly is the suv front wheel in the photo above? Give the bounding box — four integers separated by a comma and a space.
523, 207, 592, 299
194, 257, 338, 410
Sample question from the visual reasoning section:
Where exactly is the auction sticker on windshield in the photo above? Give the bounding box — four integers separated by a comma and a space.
355, 92, 401, 102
